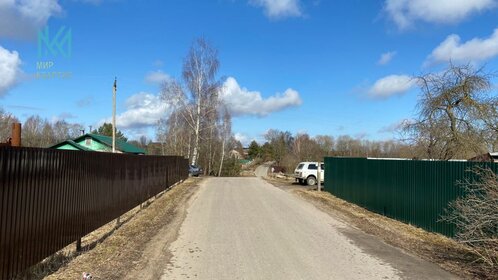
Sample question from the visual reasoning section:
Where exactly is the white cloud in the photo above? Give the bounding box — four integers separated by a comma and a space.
121, 128, 150, 142
234, 132, 250, 146
250, 0, 302, 19
0, 0, 63, 39
378, 51, 396, 65
427, 28, 498, 64
0, 45, 22, 97
103, 92, 170, 129
145, 70, 171, 85
384, 0, 496, 29
103, 77, 301, 129
221, 77, 302, 117
367, 75, 415, 99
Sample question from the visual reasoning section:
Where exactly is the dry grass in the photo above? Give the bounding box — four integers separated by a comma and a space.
16, 178, 202, 280
292, 188, 497, 279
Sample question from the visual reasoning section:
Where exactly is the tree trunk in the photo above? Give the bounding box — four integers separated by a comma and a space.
208, 125, 214, 175
187, 133, 192, 160
218, 138, 225, 177
191, 104, 201, 165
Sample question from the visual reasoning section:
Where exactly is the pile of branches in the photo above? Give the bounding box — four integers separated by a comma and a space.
442, 167, 498, 268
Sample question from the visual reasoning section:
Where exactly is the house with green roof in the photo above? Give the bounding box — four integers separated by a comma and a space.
51, 133, 146, 155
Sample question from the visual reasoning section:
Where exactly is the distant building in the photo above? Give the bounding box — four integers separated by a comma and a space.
468, 152, 498, 163
50, 133, 146, 155
242, 147, 249, 157
229, 149, 242, 159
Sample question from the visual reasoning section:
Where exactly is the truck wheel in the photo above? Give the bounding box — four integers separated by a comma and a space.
306, 176, 316, 186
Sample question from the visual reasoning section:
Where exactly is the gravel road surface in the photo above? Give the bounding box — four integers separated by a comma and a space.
161, 177, 456, 280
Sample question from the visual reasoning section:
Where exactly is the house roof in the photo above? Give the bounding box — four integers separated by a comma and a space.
50, 139, 94, 151
73, 133, 146, 154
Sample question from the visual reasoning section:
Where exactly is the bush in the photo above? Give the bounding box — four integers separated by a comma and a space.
442, 167, 498, 268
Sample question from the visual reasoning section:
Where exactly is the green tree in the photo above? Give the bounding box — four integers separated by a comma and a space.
220, 157, 241, 176
248, 140, 261, 159
261, 142, 274, 161
92, 122, 128, 142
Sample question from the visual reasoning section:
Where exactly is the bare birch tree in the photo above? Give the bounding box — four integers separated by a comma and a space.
183, 39, 220, 165
159, 38, 222, 166
218, 105, 231, 176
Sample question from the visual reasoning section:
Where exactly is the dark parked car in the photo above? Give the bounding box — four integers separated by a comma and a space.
189, 165, 202, 177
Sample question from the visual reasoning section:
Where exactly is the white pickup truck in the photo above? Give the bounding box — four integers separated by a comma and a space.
293, 162, 324, 186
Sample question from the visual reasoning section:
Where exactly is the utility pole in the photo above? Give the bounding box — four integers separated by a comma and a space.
112, 77, 117, 153
112, 77, 120, 226
317, 161, 321, 192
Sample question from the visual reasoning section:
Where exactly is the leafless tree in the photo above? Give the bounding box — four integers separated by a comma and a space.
157, 110, 192, 156
51, 120, 83, 143
402, 64, 497, 159
218, 105, 231, 176
292, 133, 322, 161
159, 38, 221, 166
441, 167, 498, 268
139, 135, 148, 147
22, 115, 46, 147
335, 135, 354, 156
315, 135, 334, 156
0, 108, 19, 141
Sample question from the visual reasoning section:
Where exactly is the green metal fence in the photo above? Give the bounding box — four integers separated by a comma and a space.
324, 157, 498, 237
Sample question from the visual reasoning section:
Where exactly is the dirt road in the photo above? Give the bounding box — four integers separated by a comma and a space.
254, 162, 271, 177
161, 177, 456, 280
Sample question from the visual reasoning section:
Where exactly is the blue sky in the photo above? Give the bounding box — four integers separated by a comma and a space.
1, 0, 498, 145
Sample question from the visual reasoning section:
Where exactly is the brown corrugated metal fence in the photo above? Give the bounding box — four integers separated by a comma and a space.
0, 147, 188, 279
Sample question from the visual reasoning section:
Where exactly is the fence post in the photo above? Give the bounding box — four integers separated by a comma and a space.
76, 238, 82, 252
